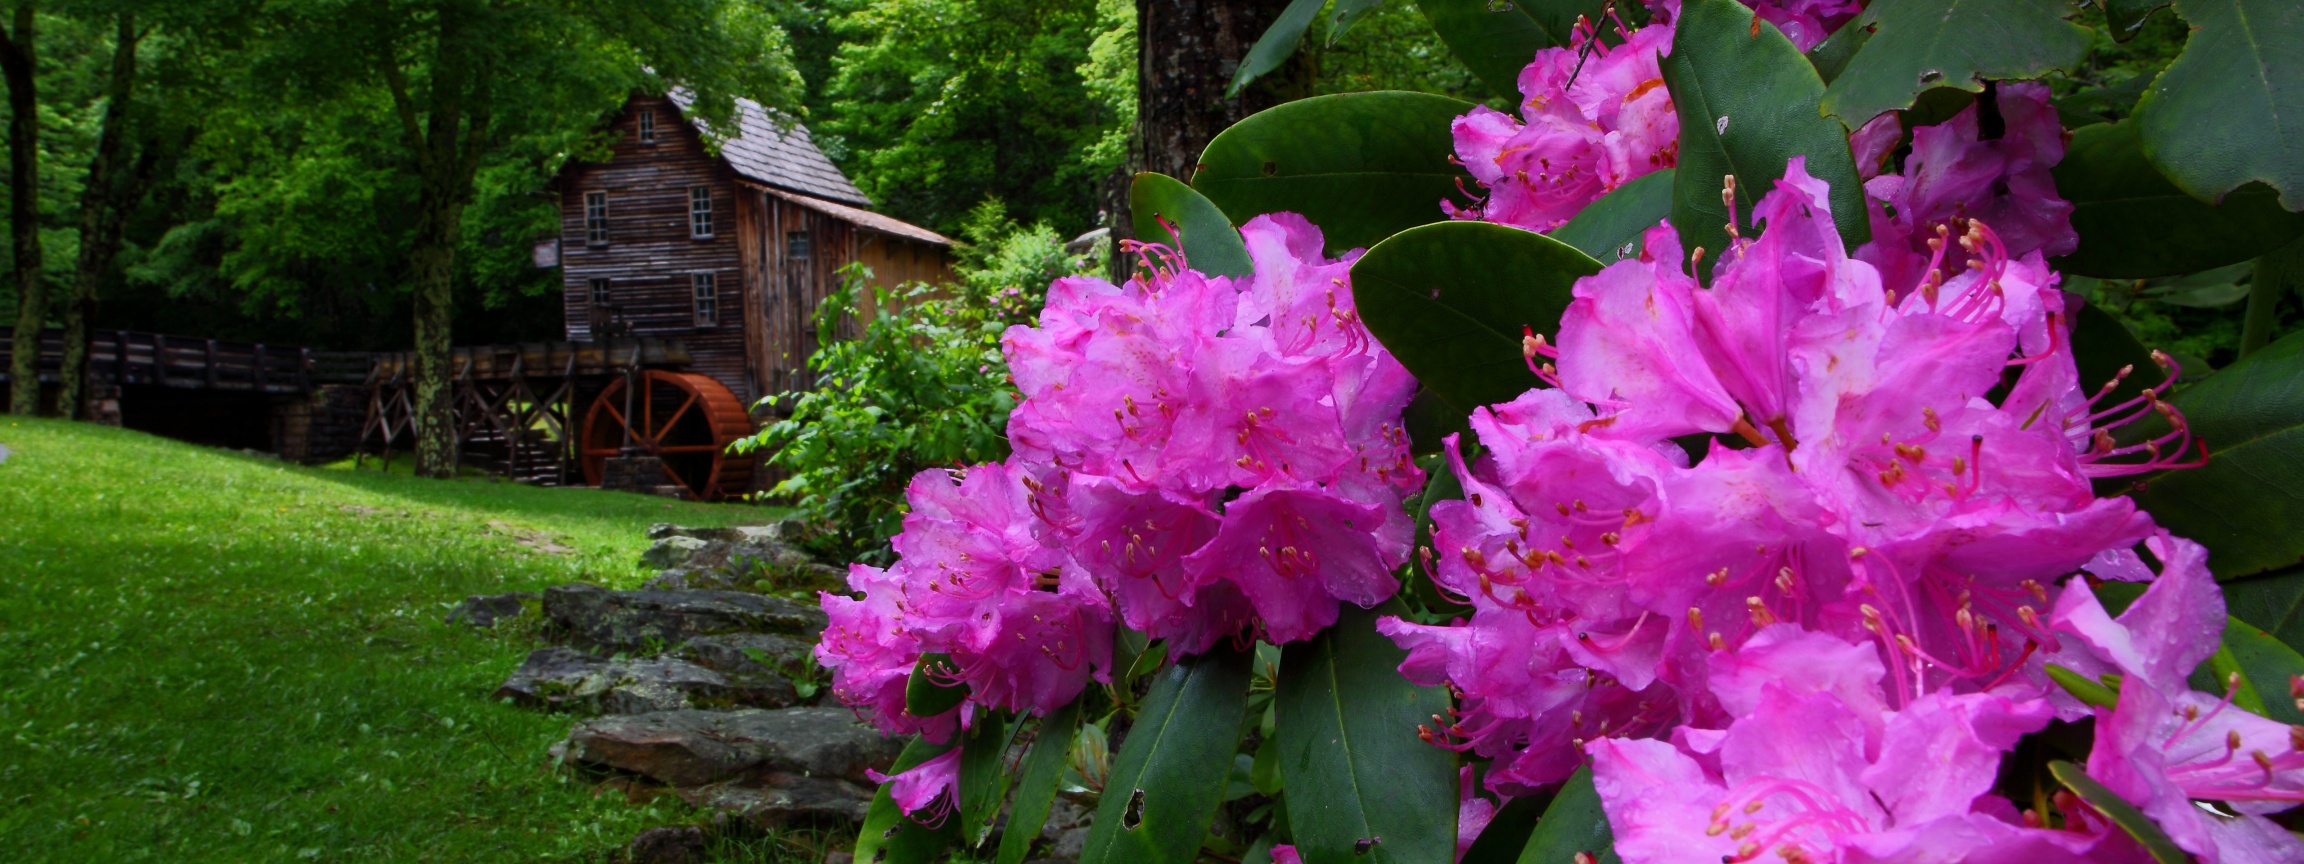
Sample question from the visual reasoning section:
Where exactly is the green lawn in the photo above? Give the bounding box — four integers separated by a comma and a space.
0, 417, 815, 862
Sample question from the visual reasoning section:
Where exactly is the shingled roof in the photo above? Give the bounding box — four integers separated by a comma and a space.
668, 90, 872, 208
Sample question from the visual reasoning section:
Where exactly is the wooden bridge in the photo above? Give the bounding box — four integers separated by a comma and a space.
0, 328, 370, 395
4, 329, 757, 500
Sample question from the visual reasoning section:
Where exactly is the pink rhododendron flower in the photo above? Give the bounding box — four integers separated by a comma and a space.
1644, 0, 1859, 51
1006, 213, 1422, 655
824, 212, 1422, 741
1445, 20, 1678, 232
2044, 534, 2304, 862
817, 462, 1114, 742
1390, 160, 2212, 817
866, 748, 962, 825
1858, 82, 2078, 292
1589, 684, 2098, 864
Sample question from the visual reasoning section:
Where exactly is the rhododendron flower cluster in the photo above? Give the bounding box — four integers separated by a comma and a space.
1384, 159, 2271, 863
1858, 81, 2079, 293
818, 213, 1421, 819
1445, 17, 1678, 232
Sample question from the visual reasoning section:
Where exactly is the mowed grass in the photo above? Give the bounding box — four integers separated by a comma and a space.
0, 417, 807, 862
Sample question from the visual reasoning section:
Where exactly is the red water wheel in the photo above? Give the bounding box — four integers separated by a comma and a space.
579, 370, 756, 500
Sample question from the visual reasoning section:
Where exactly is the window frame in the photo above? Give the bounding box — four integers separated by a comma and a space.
692, 272, 719, 328
637, 108, 657, 144
588, 277, 611, 308
583, 191, 609, 246
689, 185, 715, 239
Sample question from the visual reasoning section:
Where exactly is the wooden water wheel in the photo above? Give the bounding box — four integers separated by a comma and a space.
578, 370, 756, 500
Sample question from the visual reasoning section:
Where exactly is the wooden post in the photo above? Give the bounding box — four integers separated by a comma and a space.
154, 333, 169, 387
253, 343, 269, 390
111, 330, 125, 381
297, 347, 312, 391
203, 339, 219, 388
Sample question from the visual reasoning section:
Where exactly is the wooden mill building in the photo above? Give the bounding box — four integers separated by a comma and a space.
547, 91, 955, 407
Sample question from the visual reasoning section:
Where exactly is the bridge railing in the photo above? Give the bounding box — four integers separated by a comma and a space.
0, 328, 352, 393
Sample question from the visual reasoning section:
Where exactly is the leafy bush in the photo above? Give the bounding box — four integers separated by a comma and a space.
734, 209, 1085, 563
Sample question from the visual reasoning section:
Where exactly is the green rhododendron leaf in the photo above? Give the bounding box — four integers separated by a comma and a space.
1818, 0, 2090, 127
1228, 0, 1326, 98
2053, 122, 2304, 279
1415, 0, 1608, 101
996, 700, 1083, 864
1079, 647, 1252, 864
1512, 766, 1622, 864
1548, 169, 1675, 264
2133, 0, 2304, 210
1350, 221, 1601, 415
2113, 331, 2304, 581
1194, 91, 1476, 256
906, 652, 968, 718
1131, 173, 1253, 278
1275, 599, 1458, 863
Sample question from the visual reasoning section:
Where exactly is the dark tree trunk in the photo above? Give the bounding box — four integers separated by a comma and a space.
60, 15, 141, 420
0, 4, 38, 416
385, 7, 490, 479
1111, 0, 1309, 277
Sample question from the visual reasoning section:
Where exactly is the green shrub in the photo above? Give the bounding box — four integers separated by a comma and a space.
736, 211, 1089, 563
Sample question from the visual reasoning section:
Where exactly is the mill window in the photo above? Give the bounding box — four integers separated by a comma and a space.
588, 277, 611, 308
584, 191, 609, 245
689, 186, 714, 238
637, 108, 656, 144
693, 272, 719, 328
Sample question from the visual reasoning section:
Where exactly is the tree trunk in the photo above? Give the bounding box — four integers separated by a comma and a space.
386, 8, 489, 479
408, 189, 463, 478
61, 15, 139, 420
1112, 0, 1307, 276
1, 4, 38, 416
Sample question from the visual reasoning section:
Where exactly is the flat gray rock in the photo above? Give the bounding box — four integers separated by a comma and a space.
561, 707, 902, 788
445, 591, 537, 628
676, 773, 877, 826
676, 632, 816, 680
543, 583, 825, 653
495, 646, 799, 714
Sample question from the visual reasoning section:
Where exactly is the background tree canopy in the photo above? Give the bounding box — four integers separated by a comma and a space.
0, 0, 1491, 355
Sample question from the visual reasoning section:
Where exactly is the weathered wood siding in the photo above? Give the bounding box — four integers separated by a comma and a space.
559, 94, 753, 401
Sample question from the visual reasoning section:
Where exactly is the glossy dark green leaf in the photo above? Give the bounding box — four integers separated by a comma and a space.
1229, 0, 1327, 98
1415, 0, 1608, 101
2052, 122, 2304, 279
2048, 762, 2191, 864
2225, 568, 2304, 660
1193, 91, 1476, 256
906, 653, 967, 718
2113, 331, 2304, 581
855, 736, 960, 864
2199, 617, 2304, 724
2132, 0, 2304, 210
1804, 15, 1871, 84
1131, 172, 1254, 278
1079, 646, 1254, 864
1662, 0, 1868, 280
1548, 168, 1675, 264
1404, 387, 1475, 455
960, 715, 1023, 849
1514, 766, 1622, 864
1328, 0, 1390, 42
1125, 638, 1171, 685
1817, 0, 2090, 127
996, 700, 1083, 864
1351, 221, 1601, 415
1275, 599, 1458, 864
2071, 302, 2159, 411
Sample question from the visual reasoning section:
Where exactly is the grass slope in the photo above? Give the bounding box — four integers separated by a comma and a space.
0, 418, 799, 862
